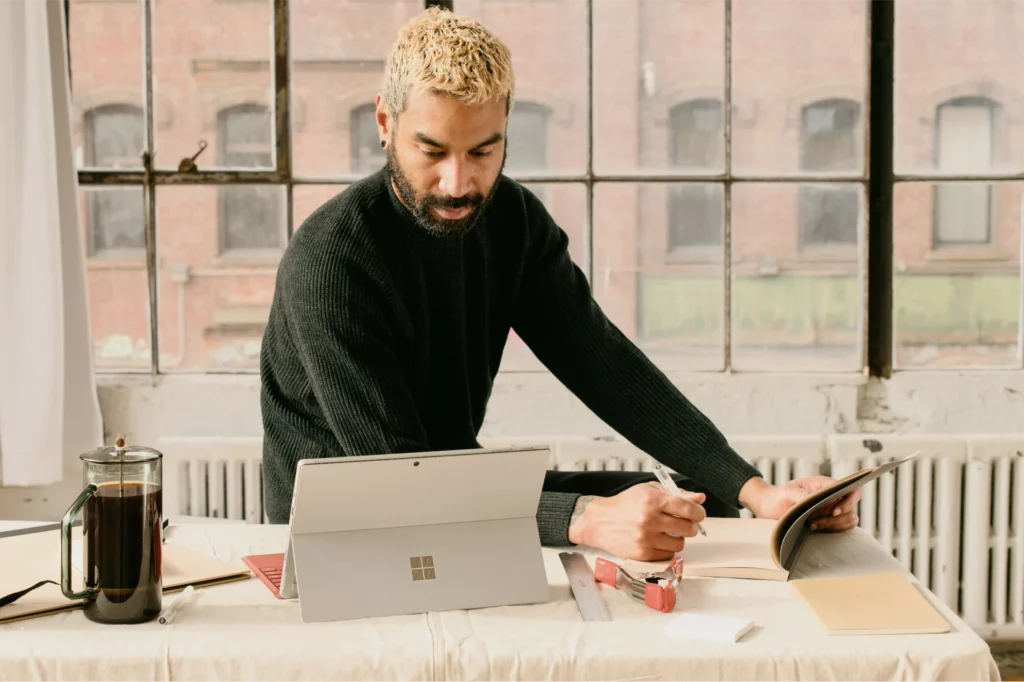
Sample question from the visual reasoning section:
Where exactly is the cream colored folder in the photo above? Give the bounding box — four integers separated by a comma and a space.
0, 528, 251, 625
792, 572, 951, 635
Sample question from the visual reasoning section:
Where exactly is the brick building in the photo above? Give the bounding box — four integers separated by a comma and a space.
70, 0, 1023, 374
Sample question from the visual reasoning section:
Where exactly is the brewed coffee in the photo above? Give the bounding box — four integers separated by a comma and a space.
82, 481, 162, 623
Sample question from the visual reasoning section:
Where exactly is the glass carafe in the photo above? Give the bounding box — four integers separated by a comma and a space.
61, 439, 163, 624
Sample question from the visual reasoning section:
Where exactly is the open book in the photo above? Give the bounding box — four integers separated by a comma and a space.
627, 452, 918, 581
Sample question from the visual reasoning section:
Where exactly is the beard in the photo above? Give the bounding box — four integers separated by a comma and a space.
386, 146, 504, 239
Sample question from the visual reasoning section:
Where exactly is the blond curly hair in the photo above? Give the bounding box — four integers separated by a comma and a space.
383, 6, 516, 121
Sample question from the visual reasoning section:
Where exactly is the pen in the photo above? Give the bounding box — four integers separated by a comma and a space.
158, 585, 196, 625
653, 465, 707, 537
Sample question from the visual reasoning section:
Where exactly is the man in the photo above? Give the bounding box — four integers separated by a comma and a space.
260, 7, 861, 561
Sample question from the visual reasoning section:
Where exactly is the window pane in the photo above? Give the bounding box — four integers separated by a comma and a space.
81, 188, 151, 372
731, 183, 863, 371
501, 184, 586, 371
506, 102, 552, 175
894, 181, 1022, 369
157, 187, 284, 372
219, 186, 285, 253
291, 0, 422, 178
895, 2, 1024, 175
732, 0, 866, 175
460, 0, 586, 175
84, 106, 145, 170
154, 0, 273, 170
595, 0, 723, 174
294, 185, 350, 229
70, 0, 144, 169
594, 183, 724, 371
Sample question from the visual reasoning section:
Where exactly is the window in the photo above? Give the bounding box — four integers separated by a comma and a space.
505, 101, 550, 203
84, 105, 145, 255
668, 99, 724, 249
933, 97, 997, 246
350, 103, 385, 174
799, 99, 860, 247
218, 104, 281, 253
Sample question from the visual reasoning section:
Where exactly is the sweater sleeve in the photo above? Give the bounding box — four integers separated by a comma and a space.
512, 190, 762, 513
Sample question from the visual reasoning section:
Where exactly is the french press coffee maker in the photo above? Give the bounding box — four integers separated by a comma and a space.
61, 436, 163, 624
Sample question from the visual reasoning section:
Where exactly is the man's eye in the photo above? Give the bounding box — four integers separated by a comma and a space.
422, 149, 444, 158
471, 150, 493, 158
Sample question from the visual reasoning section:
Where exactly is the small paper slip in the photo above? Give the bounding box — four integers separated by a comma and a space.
663, 612, 755, 643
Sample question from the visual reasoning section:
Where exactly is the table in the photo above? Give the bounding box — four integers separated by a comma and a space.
0, 520, 999, 681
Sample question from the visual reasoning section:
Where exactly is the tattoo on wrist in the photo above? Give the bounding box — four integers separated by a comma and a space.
570, 495, 596, 526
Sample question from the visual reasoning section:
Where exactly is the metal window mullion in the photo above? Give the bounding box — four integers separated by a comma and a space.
723, 0, 733, 372
585, 0, 594, 284
272, 0, 294, 240
273, 0, 290, 178
142, 0, 159, 375
867, 0, 895, 378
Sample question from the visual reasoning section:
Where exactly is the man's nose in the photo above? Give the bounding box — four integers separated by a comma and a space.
438, 157, 473, 198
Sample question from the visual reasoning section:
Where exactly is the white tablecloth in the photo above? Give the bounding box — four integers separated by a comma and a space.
0, 520, 999, 681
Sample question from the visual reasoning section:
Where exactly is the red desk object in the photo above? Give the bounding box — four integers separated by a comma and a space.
241, 553, 285, 599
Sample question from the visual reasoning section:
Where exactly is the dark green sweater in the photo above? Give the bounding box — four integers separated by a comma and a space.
259, 169, 761, 545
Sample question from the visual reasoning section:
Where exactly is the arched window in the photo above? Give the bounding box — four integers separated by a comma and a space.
84, 104, 145, 254
217, 104, 281, 252
350, 102, 385, 174
667, 99, 724, 250
934, 97, 998, 246
799, 98, 860, 247
507, 101, 551, 203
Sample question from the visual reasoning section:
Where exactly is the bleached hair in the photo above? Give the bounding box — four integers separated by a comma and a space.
383, 6, 516, 121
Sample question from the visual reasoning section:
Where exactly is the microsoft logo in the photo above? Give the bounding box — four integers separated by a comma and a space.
410, 556, 435, 581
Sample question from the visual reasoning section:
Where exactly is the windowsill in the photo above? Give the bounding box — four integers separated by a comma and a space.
87, 254, 146, 270
796, 246, 859, 262
212, 249, 284, 267
663, 245, 723, 265
924, 248, 1009, 262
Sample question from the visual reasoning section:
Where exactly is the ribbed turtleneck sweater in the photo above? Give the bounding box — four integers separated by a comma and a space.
259, 168, 760, 545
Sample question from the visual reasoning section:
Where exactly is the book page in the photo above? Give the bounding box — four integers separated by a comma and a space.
681, 517, 780, 572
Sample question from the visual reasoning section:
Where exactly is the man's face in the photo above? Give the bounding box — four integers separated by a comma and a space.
378, 89, 507, 238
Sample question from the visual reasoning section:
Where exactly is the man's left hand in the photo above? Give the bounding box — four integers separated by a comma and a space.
738, 476, 862, 532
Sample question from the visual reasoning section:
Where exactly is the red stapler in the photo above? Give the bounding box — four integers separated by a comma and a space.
593, 556, 683, 613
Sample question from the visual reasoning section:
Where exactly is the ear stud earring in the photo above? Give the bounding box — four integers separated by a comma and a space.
380, 140, 386, 149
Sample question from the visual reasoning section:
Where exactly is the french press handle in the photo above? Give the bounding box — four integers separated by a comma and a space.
61, 485, 98, 600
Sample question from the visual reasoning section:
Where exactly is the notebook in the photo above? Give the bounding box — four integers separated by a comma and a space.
241, 553, 285, 599
0, 528, 252, 625
792, 571, 951, 635
626, 452, 919, 581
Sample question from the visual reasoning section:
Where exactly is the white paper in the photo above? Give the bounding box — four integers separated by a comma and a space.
663, 612, 755, 643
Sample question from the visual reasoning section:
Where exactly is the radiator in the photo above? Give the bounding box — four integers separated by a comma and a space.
158, 434, 1024, 639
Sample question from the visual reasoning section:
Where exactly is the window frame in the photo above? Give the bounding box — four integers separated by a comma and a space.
69, 0, 1023, 377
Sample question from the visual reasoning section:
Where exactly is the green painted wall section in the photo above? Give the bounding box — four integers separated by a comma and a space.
640, 274, 1020, 342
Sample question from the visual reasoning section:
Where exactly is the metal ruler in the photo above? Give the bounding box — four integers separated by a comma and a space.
559, 551, 611, 621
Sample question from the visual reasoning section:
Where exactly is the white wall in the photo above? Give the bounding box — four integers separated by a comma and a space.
1, 370, 1022, 519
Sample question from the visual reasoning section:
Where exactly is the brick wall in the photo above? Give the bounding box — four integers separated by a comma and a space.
70, 0, 1023, 372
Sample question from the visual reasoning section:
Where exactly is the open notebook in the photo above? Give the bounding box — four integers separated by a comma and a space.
0, 527, 252, 624
626, 452, 918, 581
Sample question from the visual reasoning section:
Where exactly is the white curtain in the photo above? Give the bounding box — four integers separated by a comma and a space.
0, 0, 103, 486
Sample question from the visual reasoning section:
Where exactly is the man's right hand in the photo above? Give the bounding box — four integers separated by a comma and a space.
566, 482, 707, 561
